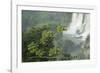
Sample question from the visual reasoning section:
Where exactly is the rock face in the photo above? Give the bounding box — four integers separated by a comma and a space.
61, 13, 90, 59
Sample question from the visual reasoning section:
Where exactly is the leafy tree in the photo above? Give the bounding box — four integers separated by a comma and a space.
56, 25, 65, 32
22, 25, 72, 62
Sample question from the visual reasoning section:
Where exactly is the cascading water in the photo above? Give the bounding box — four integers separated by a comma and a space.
62, 13, 90, 59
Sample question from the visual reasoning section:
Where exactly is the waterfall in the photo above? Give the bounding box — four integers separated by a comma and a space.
63, 13, 90, 41
62, 13, 90, 59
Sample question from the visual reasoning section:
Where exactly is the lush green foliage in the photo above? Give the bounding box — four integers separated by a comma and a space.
22, 25, 72, 62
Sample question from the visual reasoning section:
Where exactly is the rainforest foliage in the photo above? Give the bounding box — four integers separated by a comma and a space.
22, 25, 72, 62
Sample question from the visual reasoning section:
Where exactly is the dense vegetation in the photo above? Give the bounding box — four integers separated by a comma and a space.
22, 25, 72, 62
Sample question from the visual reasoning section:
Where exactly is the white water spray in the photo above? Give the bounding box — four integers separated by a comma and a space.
63, 13, 90, 41
62, 13, 90, 59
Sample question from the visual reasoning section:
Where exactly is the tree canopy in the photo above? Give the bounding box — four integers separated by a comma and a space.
22, 25, 72, 62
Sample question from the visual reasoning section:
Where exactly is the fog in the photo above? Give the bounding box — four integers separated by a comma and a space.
22, 10, 90, 60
